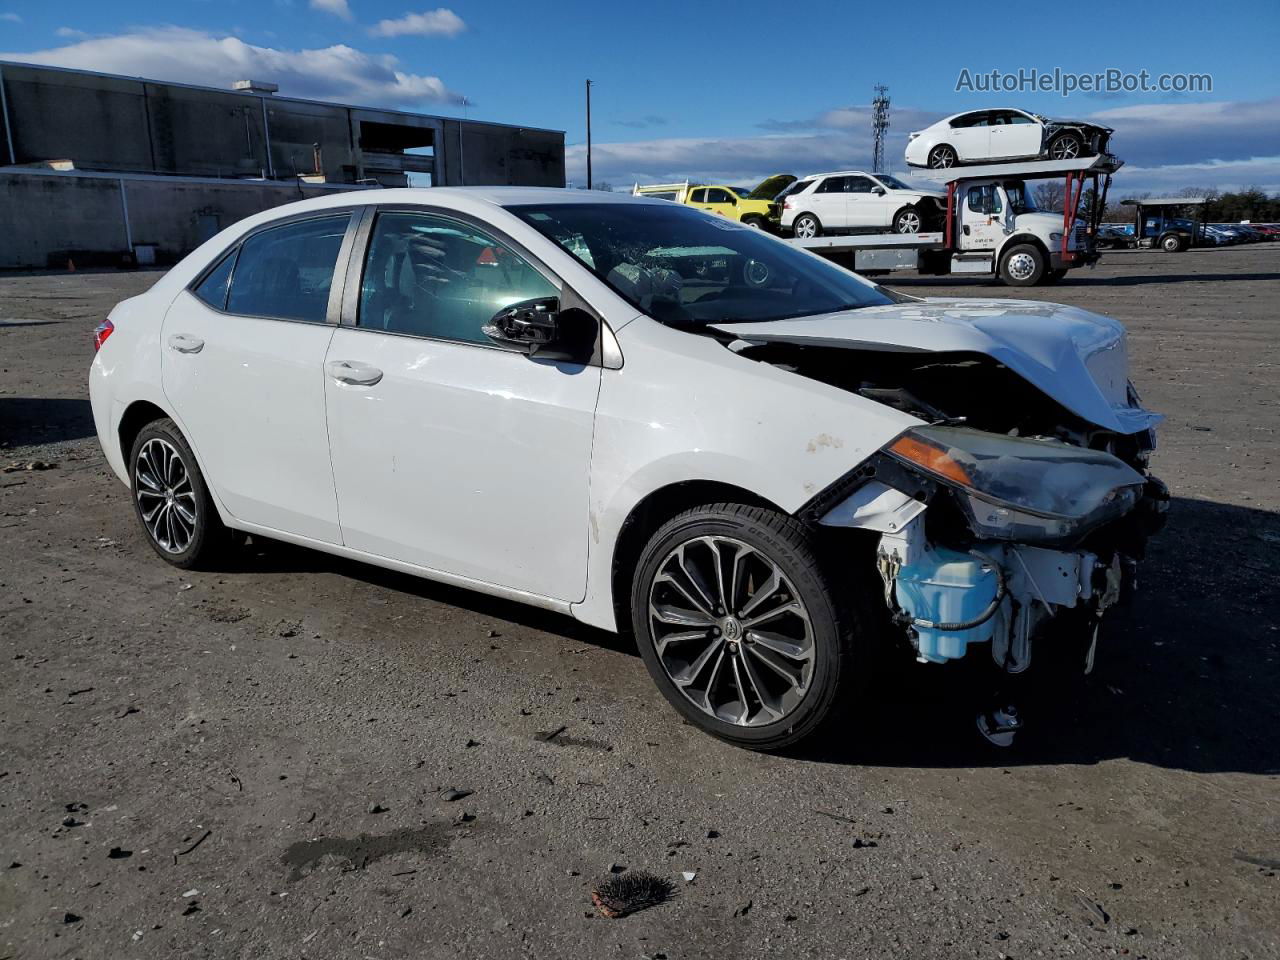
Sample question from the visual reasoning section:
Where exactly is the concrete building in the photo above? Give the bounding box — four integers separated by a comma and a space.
0, 61, 566, 268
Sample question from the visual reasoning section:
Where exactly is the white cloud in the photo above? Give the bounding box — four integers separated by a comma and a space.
1, 11, 22, 22
309, 0, 353, 19
370, 8, 466, 38
1, 27, 465, 107
55, 27, 89, 38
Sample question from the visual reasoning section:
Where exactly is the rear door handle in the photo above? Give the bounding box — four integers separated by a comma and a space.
167, 333, 205, 354
326, 360, 383, 386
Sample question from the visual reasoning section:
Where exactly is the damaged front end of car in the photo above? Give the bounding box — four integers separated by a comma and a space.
810, 424, 1167, 744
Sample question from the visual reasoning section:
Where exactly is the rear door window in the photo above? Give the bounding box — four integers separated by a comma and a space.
225, 215, 350, 323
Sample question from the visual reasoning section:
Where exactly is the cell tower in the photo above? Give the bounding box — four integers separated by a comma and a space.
871, 84, 890, 173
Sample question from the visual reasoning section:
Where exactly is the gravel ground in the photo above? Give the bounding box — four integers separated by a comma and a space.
1, 246, 1278, 959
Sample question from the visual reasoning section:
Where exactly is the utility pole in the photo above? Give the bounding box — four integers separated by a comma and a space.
871, 84, 890, 174
585, 78, 594, 190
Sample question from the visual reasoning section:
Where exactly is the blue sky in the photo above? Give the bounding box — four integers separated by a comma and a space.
2, 0, 1279, 193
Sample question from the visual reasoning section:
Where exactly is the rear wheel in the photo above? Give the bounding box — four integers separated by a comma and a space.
630, 503, 865, 751
999, 243, 1046, 286
792, 213, 821, 239
928, 145, 957, 169
129, 418, 226, 569
741, 215, 770, 232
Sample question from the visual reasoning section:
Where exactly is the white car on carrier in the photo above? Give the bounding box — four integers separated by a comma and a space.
780, 171, 944, 238
906, 108, 1114, 169
90, 188, 1167, 750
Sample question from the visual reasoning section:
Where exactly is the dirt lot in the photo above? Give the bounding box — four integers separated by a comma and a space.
2, 246, 1278, 959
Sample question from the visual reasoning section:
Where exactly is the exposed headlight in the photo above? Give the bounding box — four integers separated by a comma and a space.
885, 426, 1145, 543
1049, 232, 1064, 243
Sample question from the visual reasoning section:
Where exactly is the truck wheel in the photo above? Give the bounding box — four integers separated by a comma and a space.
1048, 132, 1083, 160
999, 243, 1046, 286
927, 145, 956, 168
893, 206, 923, 234
630, 502, 866, 751
792, 214, 821, 239
1161, 234, 1186, 252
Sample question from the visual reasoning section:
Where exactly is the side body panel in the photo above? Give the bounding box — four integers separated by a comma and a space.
571, 317, 919, 631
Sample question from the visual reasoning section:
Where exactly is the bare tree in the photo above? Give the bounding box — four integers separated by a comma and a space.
1034, 181, 1065, 212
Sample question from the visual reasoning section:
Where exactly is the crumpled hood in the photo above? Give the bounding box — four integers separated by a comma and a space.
710, 298, 1162, 435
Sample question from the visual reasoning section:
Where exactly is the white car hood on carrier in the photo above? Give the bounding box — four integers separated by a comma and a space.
710, 298, 1162, 435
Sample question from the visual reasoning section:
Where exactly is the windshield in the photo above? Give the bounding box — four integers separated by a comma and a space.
873, 174, 912, 190
775, 179, 813, 201
509, 202, 902, 327
728, 186, 750, 197
1002, 180, 1038, 215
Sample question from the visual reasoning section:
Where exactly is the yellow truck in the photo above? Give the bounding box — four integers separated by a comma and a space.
631, 175, 795, 231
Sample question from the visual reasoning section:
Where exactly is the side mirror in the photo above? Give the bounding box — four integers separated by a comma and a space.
871, 186, 886, 195
483, 297, 598, 361
483, 297, 561, 352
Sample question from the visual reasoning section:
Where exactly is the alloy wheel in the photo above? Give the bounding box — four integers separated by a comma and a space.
1051, 137, 1081, 160
929, 146, 956, 168
794, 217, 817, 239
895, 211, 921, 233
647, 536, 814, 727
135, 437, 198, 554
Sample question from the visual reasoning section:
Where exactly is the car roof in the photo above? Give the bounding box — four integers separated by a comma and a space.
943, 107, 1036, 121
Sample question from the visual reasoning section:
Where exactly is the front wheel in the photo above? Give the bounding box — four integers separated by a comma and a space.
1161, 233, 1187, 252
791, 214, 821, 239
129, 418, 227, 568
1048, 132, 1083, 160
999, 243, 1046, 286
893, 206, 923, 234
630, 503, 864, 751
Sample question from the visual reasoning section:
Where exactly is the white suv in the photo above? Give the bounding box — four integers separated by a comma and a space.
780, 171, 944, 238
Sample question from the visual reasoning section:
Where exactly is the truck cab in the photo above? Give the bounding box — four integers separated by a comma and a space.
929, 177, 1089, 285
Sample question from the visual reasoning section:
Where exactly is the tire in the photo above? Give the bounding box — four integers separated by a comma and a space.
893, 205, 923, 234
1048, 132, 1083, 160
629, 502, 866, 751
1161, 233, 1186, 253
1042, 268, 1068, 284
998, 243, 1047, 286
741, 216, 768, 231
128, 417, 227, 569
927, 144, 957, 169
791, 213, 821, 239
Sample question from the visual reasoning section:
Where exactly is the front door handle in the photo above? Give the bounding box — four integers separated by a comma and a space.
167, 333, 205, 354
326, 360, 383, 386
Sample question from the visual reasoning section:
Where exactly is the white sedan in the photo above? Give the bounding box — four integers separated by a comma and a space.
905, 108, 1114, 169
89, 188, 1166, 750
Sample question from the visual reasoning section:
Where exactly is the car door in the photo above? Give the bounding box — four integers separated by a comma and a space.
161, 212, 353, 543
701, 187, 739, 220
844, 175, 886, 228
807, 176, 850, 229
322, 208, 602, 602
949, 111, 991, 161
989, 110, 1042, 159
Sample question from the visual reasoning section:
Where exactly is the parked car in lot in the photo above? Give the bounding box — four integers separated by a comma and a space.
1094, 224, 1137, 249
906, 108, 1113, 169
632, 174, 795, 231
780, 171, 944, 238
90, 188, 1166, 750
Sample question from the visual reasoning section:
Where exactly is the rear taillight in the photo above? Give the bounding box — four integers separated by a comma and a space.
93, 319, 114, 352
784, 199, 793, 209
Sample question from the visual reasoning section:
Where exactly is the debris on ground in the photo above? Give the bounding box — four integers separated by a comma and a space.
107, 847, 132, 859
440, 788, 472, 802
590, 871, 676, 918
368, 802, 388, 814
